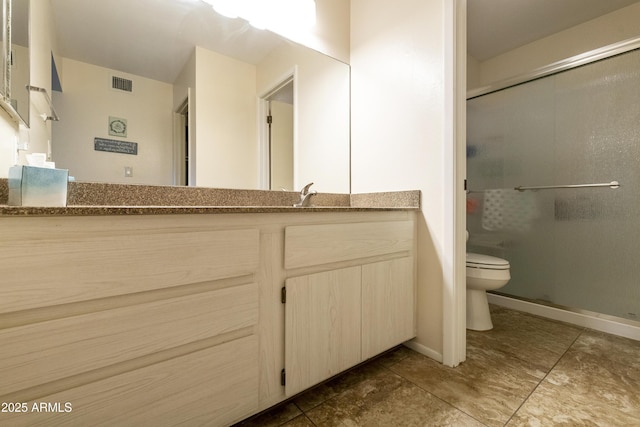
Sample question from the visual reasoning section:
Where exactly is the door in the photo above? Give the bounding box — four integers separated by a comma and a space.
174, 94, 191, 186
269, 100, 294, 190
284, 266, 362, 397
261, 77, 294, 190
362, 257, 415, 360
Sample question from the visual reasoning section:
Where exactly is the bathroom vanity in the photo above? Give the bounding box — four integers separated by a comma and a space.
0, 183, 418, 426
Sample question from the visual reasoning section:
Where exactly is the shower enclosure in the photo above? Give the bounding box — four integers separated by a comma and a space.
466, 42, 640, 323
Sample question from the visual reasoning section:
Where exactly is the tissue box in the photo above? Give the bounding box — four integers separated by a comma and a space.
8, 165, 69, 207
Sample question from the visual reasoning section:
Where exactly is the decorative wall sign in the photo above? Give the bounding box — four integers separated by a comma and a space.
108, 116, 128, 137
94, 137, 138, 155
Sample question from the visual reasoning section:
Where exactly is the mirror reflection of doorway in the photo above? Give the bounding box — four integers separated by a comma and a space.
265, 78, 294, 190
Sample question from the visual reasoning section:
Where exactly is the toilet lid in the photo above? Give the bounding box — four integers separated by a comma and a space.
466, 252, 510, 270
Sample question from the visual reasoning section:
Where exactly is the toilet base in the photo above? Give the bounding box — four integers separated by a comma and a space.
467, 289, 493, 331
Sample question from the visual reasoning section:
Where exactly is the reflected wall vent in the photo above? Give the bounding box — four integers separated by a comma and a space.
111, 76, 133, 93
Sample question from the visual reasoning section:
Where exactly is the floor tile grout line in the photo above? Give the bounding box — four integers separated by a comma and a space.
290, 355, 415, 426
282, 322, 585, 426
385, 362, 492, 427
314, 359, 489, 426
284, 356, 399, 418
502, 327, 586, 426
299, 413, 319, 427
298, 324, 586, 427
293, 363, 402, 426
388, 342, 570, 426
247, 319, 638, 426
474, 329, 584, 380
401, 377, 491, 427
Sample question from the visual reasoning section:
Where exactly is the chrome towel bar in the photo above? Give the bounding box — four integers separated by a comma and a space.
514, 181, 620, 192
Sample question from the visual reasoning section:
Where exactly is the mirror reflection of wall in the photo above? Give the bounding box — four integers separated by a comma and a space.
53, 59, 176, 185
8, 0, 29, 125
257, 41, 350, 193
0, 1, 4, 105
45, 0, 350, 192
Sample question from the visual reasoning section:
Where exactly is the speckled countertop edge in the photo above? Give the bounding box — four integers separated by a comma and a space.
0, 205, 418, 216
0, 180, 420, 216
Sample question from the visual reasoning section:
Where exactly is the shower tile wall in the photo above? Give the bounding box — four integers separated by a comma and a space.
467, 48, 640, 321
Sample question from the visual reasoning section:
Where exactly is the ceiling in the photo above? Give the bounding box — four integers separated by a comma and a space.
50, 0, 640, 82
468, 0, 640, 61
50, 0, 286, 83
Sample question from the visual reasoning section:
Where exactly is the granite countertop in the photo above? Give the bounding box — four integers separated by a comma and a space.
0, 180, 420, 216
0, 205, 418, 216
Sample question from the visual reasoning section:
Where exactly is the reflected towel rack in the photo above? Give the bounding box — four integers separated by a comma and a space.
27, 85, 60, 122
515, 181, 620, 192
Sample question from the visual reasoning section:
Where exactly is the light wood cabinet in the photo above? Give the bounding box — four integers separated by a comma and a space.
0, 216, 261, 427
284, 220, 414, 269
1, 336, 259, 427
362, 257, 415, 360
0, 284, 258, 396
282, 220, 416, 397
0, 222, 259, 314
284, 266, 362, 396
0, 211, 416, 426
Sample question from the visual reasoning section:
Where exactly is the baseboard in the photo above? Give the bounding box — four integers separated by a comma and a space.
403, 340, 443, 363
488, 293, 640, 341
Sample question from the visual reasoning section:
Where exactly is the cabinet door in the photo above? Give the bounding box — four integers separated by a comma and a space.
362, 257, 415, 360
284, 266, 361, 397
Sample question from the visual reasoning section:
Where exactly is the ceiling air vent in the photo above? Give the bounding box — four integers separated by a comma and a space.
111, 76, 133, 93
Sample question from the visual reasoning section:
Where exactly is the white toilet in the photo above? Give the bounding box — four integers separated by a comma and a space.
466, 252, 510, 331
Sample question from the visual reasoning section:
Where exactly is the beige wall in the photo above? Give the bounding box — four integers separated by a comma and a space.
0, 0, 349, 182
469, 2, 640, 90
52, 59, 174, 184
288, 0, 350, 64
51, 47, 259, 189
351, 0, 454, 360
173, 51, 195, 113
0, 0, 59, 176
10, 44, 29, 123
194, 47, 258, 189
2, 0, 460, 364
466, 53, 480, 90
26, 0, 55, 163
0, 110, 17, 174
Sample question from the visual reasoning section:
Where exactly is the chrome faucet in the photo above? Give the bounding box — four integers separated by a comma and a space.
294, 182, 317, 207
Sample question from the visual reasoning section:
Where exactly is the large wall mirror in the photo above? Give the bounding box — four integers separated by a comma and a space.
1, 0, 30, 126
44, 0, 350, 192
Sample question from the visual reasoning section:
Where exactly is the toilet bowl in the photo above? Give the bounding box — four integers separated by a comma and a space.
466, 252, 510, 331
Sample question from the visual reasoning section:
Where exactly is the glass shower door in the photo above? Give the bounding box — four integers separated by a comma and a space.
467, 48, 640, 322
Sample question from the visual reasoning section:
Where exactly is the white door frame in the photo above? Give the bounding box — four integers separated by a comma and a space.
442, 0, 467, 367
258, 67, 297, 190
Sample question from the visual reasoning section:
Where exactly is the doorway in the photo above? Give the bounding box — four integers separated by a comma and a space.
174, 95, 190, 186
260, 76, 294, 190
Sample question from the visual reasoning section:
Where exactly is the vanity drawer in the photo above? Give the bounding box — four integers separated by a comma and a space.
284, 220, 414, 269
0, 283, 258, 396
0, 226, 260, 314
0, 335, 259, 427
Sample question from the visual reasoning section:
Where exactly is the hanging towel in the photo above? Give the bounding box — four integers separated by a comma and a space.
482, 189, 539, 232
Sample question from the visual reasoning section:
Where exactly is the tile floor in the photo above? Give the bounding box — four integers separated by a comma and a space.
234, 305, 640, 426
